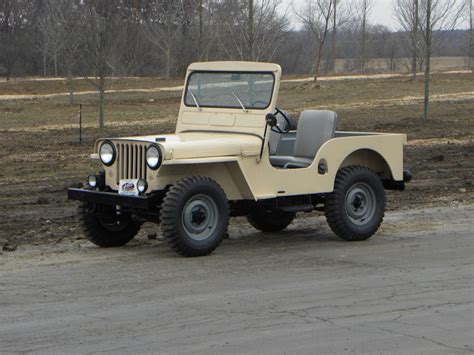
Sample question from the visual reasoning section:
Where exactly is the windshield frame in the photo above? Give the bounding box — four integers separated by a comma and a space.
183, 70, 276, 110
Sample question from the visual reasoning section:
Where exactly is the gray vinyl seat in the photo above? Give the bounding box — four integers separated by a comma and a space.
270, 110, 338, 169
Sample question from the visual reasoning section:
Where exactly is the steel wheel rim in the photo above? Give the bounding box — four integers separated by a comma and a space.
344, 182, 376, 226
182, 194, 218, 241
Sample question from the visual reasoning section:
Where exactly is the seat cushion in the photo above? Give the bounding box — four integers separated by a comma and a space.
270, 156, 313, 168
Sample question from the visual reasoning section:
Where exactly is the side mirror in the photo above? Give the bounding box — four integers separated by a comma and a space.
265, 113, 277, 127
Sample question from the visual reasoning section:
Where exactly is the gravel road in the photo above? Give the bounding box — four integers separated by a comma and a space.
0, 205, 473, 354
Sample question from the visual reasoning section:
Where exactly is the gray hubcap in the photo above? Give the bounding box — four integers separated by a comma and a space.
182, 194, 218, 241
344, 182, 376, 225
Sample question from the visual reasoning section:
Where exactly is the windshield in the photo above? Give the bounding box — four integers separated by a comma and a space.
184, 71, 275, 110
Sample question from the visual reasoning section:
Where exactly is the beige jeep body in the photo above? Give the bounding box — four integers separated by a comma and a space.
69, 61, 411, 257
93, 61, 406, 200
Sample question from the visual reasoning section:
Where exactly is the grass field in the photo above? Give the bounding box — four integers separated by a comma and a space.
0, 71, 473, 246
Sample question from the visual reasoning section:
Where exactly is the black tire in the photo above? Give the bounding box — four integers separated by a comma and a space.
325, 165, 385, 241
161, 176, 229, 257
78, 202, 141, 247
247, 209, 295, 232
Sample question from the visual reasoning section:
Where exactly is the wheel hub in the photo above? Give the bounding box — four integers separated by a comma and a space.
345, 183, 376, 225
182, 194, 218, 241
191, 207, 207, 225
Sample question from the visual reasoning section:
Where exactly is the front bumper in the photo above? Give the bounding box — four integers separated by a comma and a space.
68, 188, 162, 210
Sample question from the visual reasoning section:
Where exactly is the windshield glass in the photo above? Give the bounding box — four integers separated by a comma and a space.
184, 72, 274, 110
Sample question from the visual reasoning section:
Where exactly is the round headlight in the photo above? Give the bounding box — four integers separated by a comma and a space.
146, 144, 162, 170
137, 179, 148, 193
99, 141, 116, 166
88, 175, 97, 188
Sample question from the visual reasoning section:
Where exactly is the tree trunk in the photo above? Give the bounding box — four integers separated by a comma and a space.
314, 51, 322, 82
330, 0, 337, 72
67, 67, 74, 106
412, 0, 419, 79
99, 76, 105, 131
469, 0, 473, 71
361, 1, 367, 73
166, 47, 171, 79
248, 0, 254, 61
198, 0, 203, 60
54, 52, 58, 77
6, 58, 12, 81
43, 50, 47, 77
423, 0, 432, 120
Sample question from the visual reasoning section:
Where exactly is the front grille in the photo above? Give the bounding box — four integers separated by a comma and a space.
116, 142, 147, 183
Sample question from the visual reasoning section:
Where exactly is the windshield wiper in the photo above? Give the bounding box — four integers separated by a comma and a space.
188, 89, 201, 111
232, 92, 248, 113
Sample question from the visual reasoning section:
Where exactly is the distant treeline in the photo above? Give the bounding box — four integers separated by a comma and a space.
0, 0, 471, 80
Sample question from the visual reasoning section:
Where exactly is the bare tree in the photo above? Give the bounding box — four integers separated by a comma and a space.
193, 0, 219, 61
38, 8, 63, 77
418, 0, 465, 119
0, 0, 32, 81
38, 0, 82, 104
394, 0, 421, 79
468, 0, 473, 70
78, 1, 126, 131
216, 0, 289, 62
356, 0, 373, 72
329, 0, 338, 72
295, 0, 334, 81
143, 0, 184, 79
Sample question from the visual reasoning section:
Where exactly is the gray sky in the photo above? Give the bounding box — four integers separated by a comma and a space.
283, 0, 401, 30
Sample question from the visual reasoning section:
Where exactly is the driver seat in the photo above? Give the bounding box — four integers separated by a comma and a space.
270, 110, 338, 169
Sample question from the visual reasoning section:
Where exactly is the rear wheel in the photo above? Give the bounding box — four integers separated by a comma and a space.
79, 202, 141, 247
161, 176, 229, 257
247, 209, 295, 232
325, 166, 385, 241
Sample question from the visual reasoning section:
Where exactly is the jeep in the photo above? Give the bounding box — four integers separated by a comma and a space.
68, 61, 412, 256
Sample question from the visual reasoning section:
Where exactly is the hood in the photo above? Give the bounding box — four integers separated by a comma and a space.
107, 132, 263, 160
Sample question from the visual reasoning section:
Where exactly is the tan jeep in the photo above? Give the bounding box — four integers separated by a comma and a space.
68, 61, 412, 257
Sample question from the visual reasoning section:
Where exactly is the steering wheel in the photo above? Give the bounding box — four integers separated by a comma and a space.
250, 100, 268, 108
271, 107, 292, 134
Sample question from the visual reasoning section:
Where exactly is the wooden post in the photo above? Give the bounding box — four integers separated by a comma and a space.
79, 104, 83, 144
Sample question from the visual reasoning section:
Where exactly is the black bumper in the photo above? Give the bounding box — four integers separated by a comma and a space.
68, 188, 162, 210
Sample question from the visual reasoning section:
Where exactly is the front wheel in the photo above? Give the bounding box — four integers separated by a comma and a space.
161, 176, 230, 257
325, 166, 385, 241
79, 202, 141, 247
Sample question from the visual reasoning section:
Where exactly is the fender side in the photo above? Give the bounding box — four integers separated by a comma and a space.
155, 159, 254, 200
339, 148, 393, 180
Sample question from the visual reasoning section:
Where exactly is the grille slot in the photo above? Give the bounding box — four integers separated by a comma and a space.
116, 143, 147, 183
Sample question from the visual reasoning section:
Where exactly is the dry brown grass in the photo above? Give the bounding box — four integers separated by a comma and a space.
0, 71, 473, 245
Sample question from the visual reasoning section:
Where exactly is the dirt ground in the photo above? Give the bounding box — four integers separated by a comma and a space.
0, 72, 473, 248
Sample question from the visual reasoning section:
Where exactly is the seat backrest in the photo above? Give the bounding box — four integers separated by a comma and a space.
293, 110, 337, 159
